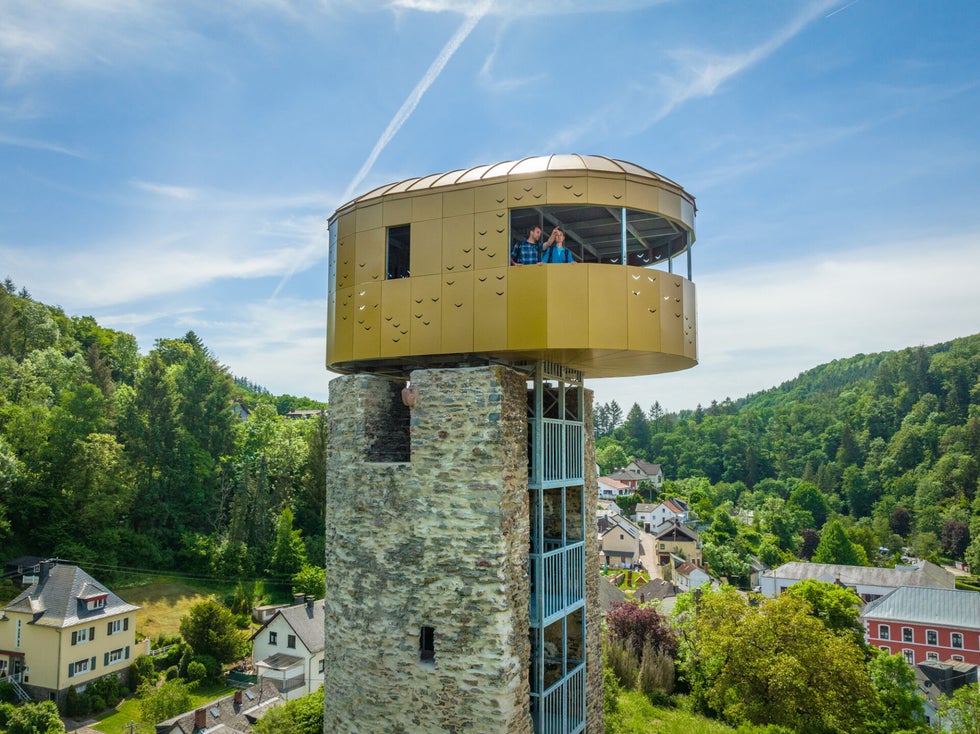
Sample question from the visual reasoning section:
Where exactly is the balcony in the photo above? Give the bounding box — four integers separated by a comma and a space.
530, 662, 586, 734
530, 540, 585, 627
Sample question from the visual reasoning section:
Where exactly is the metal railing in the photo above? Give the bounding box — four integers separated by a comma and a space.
530, 542, 585, 625
539, 419, 584, 484
531, 663, 586, 734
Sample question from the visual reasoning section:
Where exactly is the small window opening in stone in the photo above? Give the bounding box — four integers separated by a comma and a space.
387, 224, 411, 279
420, 626, 435, 663
365, 380, 411, 463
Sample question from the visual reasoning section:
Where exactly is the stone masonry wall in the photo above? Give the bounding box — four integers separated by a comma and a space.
324, 367, 532, 734
583, 388, 605, 734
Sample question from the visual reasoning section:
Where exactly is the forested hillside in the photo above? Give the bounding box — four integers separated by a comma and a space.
0, 281, 327, 592
596, 333, 980, 582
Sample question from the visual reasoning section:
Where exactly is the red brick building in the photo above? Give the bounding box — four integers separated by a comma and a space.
861, 586, 980, 666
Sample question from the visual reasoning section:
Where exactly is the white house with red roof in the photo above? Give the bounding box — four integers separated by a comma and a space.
597, 476, 632, 500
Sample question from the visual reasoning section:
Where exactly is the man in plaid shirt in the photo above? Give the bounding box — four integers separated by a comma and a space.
510, 225, 555, 265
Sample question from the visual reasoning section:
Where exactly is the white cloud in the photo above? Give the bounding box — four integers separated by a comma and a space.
0, 132, 88, 158
389, 0, 668, 16
132, 180, 200, 201
548, 0, 842, 148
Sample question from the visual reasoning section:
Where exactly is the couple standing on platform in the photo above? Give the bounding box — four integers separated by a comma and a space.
510, 225, 576, 265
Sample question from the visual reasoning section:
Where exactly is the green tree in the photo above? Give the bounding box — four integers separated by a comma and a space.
936, 683, 980, 734
596, 443, 628, 476
4, 700, 66, 734
812, 519, 865, 566
622, 402, 651, 454
787, 483, 830, 529
292, 565, 326, 599
681, 587, 875, 732
268, 507, 308, 577
137, 679, 193, 728
178, 599, 247, 664
252, 686, 324, 734
782, 579, 864, 646
866, 650, 927, 734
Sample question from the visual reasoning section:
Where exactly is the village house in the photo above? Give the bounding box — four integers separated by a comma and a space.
596, 498, 623, 518
597, 476, 632, 500
760, 560, 955, 603
635, 498, 688, 532
861, 586, 980, 666
608, 460, 664, 492
155, 680, 283, 733
653, 520, 702, 567
250, 595, 325, 699
663, 555, 712, 591
598, 515, 642, 569
0, 561, 146, 706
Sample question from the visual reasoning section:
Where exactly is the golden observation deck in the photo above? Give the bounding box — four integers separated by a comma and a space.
326, 155, 698, 379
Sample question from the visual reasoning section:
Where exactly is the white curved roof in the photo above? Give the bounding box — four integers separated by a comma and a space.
343, 154, 690, 209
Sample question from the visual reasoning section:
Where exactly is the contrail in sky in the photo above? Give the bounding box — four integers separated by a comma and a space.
271, 1, 492, 300
340, 0, 493, 205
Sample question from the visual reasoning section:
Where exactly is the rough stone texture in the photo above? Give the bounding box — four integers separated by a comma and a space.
325, 369, 603, 734
580, 389, 603, 734
325, 368, 532, 734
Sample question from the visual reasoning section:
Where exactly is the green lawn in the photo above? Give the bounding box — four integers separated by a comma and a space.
608, 691, 778, 734
91, 682, 236, 734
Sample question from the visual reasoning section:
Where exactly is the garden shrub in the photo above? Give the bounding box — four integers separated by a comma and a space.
187, 661, 207, 683
165, 666, 179, 681
130, 655, 156, 691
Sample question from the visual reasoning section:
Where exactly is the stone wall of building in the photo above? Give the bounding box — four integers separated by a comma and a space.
583, 388, 605, 734
324, 367, 532, 734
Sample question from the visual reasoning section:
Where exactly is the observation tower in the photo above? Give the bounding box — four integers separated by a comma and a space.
323, 155, 698, 734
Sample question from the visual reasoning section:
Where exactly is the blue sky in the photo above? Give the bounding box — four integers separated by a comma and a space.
2, 0, 979, 412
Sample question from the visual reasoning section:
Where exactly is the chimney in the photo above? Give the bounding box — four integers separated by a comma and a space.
234, 689, 243, 705
306, 595, 314, 611
292, 593, 304, 606
39, 560, 52, 583
194, 708, 206, 729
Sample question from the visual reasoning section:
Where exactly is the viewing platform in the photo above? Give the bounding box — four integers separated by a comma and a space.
326, 155, 698, 378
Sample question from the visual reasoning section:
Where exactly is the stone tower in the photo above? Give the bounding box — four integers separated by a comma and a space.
323, 155, 698, 734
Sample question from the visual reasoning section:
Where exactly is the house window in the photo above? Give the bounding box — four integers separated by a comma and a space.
926, 652, 939, 662
420, 626, 435, 665
951, 655, 964, 662
902, 628, 913, 643
269, 632, 277, 645
88, 597, 106, 610
71, 627, 95, 646
902, 649, 914, 665
287, 634, 297, 649
108, 619, 122, 635
926, 630, 938, 645
318, 659, 325, 674
68, 657, 95, 677
106, 649, 124, 666
386, 224, 411, 280
878, 625, 890, 640
952, 633, 963, 649
620, 534, 625, 541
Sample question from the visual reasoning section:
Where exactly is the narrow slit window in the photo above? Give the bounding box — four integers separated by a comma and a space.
420, 626, 435, 664
387, 224, 411, 279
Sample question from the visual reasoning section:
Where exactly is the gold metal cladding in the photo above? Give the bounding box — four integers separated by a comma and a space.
326, 156, 698, 379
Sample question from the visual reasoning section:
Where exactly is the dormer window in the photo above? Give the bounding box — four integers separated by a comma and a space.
81, 594, 108, 611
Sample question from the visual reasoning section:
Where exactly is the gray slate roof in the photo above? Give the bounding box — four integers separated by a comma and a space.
252, 599, 325, 654
1, 563, 138, 628
155, 680, 282, 734
861, 586, 980, 629
763, 561, 954, 590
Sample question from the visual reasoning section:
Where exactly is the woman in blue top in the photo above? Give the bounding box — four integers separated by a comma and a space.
542, 226, 575, 263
